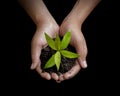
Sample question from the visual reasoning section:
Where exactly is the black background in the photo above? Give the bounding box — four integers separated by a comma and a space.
1, 0, 118, 95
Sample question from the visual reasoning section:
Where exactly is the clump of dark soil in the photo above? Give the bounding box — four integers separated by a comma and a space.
40, 45, 77, 74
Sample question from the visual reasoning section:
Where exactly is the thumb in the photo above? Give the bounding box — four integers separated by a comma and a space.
76, 40, 88, 68
78, 58, 87, 68
31, 44, 42, 70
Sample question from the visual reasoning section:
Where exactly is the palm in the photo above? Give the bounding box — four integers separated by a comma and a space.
57, 21, 87, 82
31, 23, 59, 80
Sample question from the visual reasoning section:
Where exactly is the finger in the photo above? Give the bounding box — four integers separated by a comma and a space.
63, 61, 81, 80
31, 42, 42, 70
51, 73, 59, 81
36, 65, 51, 80
78, 58, 87, 68
56, 74, 64, 83
76, 39, 88, 68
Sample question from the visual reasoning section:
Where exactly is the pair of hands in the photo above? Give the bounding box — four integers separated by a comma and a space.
18, 0, 101, 82
30, 16, 88, 83
18, 0, 101, 83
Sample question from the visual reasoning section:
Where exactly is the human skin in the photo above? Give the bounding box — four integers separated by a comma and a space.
18, 0, 101, 82
58, 0, 101, 82
18, 0, 59, 80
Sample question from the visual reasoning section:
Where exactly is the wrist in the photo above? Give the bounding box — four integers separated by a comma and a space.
36, 19, 59, 32
36, 16, 58, 28
63, 14, 83, 28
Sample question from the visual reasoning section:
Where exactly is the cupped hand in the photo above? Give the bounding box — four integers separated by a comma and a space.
57, 17, 88, 82
30, 20, 60, 80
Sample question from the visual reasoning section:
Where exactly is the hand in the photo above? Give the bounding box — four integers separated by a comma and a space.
18, 0, 61, 81
30, 20, 60, 80
57, 17, 88, 82
55, 0, 101, 83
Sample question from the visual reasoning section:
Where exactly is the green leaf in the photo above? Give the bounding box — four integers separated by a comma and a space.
55, 34, 61, 50
60, 50, 80, 58
45, 33, 57, 50
44, 54, 55, 69
55, 51, 61, 71
60, 31, 71, 49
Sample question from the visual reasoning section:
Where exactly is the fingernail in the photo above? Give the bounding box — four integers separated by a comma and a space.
83, 61, 87, 68
30, 64, 35, 69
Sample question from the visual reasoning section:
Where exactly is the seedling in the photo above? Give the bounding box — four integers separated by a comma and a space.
44, 31, 80, 71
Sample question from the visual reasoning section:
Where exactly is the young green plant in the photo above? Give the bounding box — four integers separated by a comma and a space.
44, 31, 80, 71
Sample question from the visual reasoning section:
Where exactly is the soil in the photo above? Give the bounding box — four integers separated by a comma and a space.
40, 45, 77, 75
